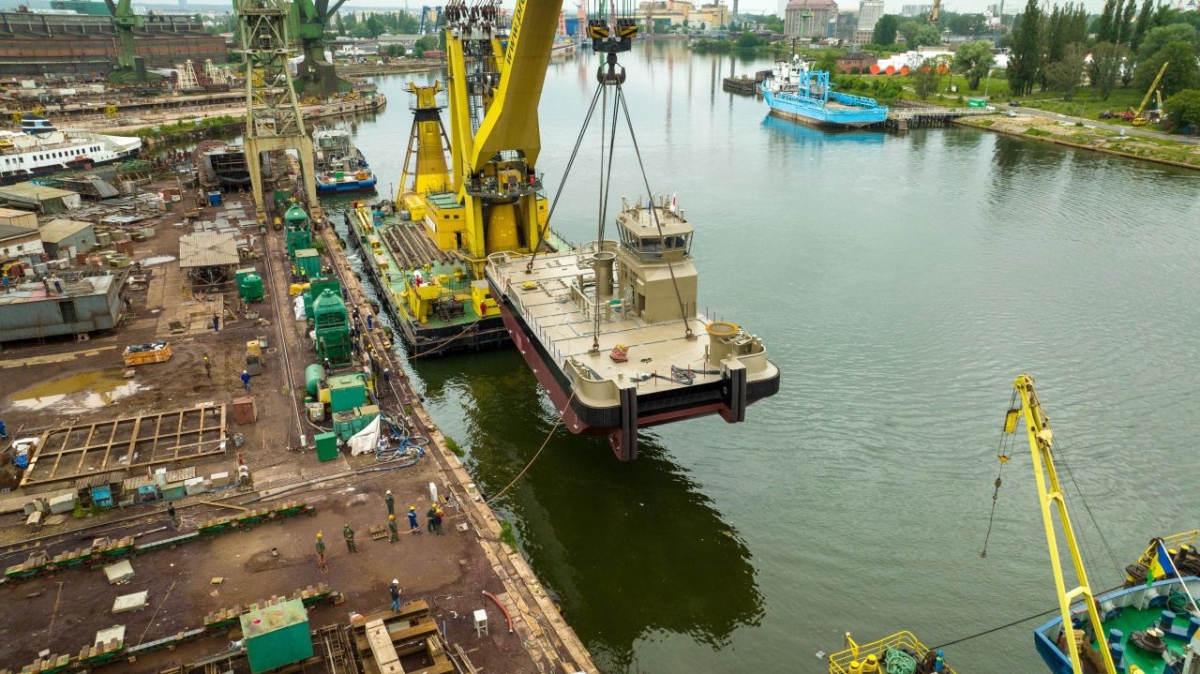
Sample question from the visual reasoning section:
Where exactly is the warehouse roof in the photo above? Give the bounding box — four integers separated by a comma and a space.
39, 218, 94, 244
0, 207, 37, 221
0, 183, 78, 201
0, 224, 40, 241
180, 232, 239, 268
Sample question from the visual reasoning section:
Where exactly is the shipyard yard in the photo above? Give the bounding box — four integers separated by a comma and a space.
2, 8, 1200, 674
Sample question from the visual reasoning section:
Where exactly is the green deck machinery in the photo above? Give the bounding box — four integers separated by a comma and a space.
312, 288, 352, 367
284, 204, 312, 261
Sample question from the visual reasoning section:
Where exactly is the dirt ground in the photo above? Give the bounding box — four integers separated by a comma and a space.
0, 188, 563, 673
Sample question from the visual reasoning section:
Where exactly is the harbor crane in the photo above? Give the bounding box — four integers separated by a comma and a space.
928, 0, 941, 28
1001, 375, 1118, 674
288, 0, 354, 96
102, 0, 160, 83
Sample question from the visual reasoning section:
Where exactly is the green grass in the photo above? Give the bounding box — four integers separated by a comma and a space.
1017, 87, 1145, 121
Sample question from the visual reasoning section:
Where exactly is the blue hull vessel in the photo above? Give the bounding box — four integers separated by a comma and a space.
761, 58, 888, 129
317, 176, 378, 193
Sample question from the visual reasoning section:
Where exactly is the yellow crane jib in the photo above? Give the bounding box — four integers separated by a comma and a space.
1131, 62, 1168, 126
1003, 375, 1118, 674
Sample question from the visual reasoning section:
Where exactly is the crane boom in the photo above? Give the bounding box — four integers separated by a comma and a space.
1004, 375, 1117, 674
1133, 61, 1168, 121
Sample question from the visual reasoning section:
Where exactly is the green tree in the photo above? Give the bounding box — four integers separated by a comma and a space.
1163, 88, 1200, 130
736, 32, 765, 49
1094, 0, 1118, 42
898, 20, 922, 45
413, 35, 437, 57
1044, 43, 1087, 99
914, 24, 941, 46
1131, 0, 1156, 50
952, 40, 996, 90
1135, 41, 1200, 97
335, 12, 345, 36
912, 58, 943, 99
1136, 24, 1199, 64
1007, 0, 1043, 96
1088, 41, 1130, 100
814, 49, 841, 72
873, 14, 899, 46
1117, 0, 1138, 45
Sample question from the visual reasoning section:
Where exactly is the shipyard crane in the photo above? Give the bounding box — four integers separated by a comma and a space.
1001, 375, 1118, 674
287, 0, 354, 96
419, 5, 443, 34
928, 0, 941, 28
102, 0, 160, 83
435, 0, 568, 277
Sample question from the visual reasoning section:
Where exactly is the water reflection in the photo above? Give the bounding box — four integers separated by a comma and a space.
760, 114, 886, 147
411, 352, 765, 672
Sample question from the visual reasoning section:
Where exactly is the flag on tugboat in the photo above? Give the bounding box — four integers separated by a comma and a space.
1147, 539, 1178, 585
669, 193, 677, 213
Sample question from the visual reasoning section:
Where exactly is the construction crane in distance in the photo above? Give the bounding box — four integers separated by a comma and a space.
1130, 61, 1169, 126
102, 0, 159, 82
928, 0, 941, 28
288, 0, 354, 96
419, 5, 443, 34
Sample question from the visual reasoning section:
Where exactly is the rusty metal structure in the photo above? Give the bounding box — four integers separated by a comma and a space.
237, 0, 318, 223
0, 10, 225, 78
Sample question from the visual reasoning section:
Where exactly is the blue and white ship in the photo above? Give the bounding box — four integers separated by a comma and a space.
313, 128, 377, 194
760, 57, 888, 129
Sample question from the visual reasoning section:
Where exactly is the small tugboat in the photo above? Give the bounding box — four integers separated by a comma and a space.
313, 128, 376, 194
999, 375, 1200, 674
761, 55, 888, 129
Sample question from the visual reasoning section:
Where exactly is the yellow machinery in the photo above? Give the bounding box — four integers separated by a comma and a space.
1130, 62, 1168, 126
431, 0, 565, 277
928, 0, 941, 28
1002, 375, 1118, 674
397, 81, 452, 221
827, 631, 955, 674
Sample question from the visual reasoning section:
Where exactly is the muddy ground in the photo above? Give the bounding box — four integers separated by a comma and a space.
0, 189, 545, 673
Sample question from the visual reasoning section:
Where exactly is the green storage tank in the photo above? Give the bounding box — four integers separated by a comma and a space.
315, 432, 339, 462
284, 203, 310, 227
313, 289, 352, 367
238, 272, 264, 302
305, 363, 325, 396
294, 248, 320, 280
240, 598, 312, 673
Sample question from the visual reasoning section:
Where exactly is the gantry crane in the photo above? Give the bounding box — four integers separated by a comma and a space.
1001, 375, 1118, 674
236, 0, 319, 223
289, 0, 354, 96
102, 0, 159, 83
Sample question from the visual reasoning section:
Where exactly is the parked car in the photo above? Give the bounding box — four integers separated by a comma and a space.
1008, 101, 1021, 107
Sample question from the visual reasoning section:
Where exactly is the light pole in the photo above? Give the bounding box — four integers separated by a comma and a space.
983, 67, 994, 99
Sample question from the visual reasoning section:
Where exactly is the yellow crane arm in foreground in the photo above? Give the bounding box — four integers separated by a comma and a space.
1003, 375, 1118, 674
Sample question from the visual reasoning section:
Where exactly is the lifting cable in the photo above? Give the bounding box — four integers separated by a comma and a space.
591, 77, 623, 351
485, 391, 577, 506
929, 582, 1126, 651
979, 396, 1017, 559
615, 79, 693, 338
526, 84, 606, 272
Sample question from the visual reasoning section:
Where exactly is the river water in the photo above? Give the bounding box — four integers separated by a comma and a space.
325, 40, 1200, 674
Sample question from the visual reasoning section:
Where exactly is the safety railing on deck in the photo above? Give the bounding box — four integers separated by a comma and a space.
827, 631, 956, 674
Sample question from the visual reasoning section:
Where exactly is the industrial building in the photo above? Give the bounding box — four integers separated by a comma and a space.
786, 0, 838, 39
0, 9, 227, 78
0, 223, 45, 268
180, 231, 239, 288
0, 182, 82, 215
0, 269, 122, 343
40, 218, 97, 260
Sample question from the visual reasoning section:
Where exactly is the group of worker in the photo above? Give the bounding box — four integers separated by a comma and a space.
313, 489, 446, 572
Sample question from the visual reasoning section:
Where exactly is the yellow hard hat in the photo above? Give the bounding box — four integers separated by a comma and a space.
389, 514, 395, 520
316, 532, 323, 539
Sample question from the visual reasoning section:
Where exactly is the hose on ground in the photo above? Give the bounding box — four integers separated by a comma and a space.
482, 590, 514, 634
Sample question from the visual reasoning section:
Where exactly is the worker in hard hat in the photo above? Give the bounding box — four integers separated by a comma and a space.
426, 503, 438, 534
315, 532, 329, 572
389, 579, 401, 612
407, 505, 420, 534
343, 524, 357, 553
388, 514, 398, 543
384, 489, 395, 516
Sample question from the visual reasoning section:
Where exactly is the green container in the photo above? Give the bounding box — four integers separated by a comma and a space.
241, 598, 313, 673
295, 248, 320, 279
328, 375, 366, 414
314, 432, 338, 462
305, 363, 325, 396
